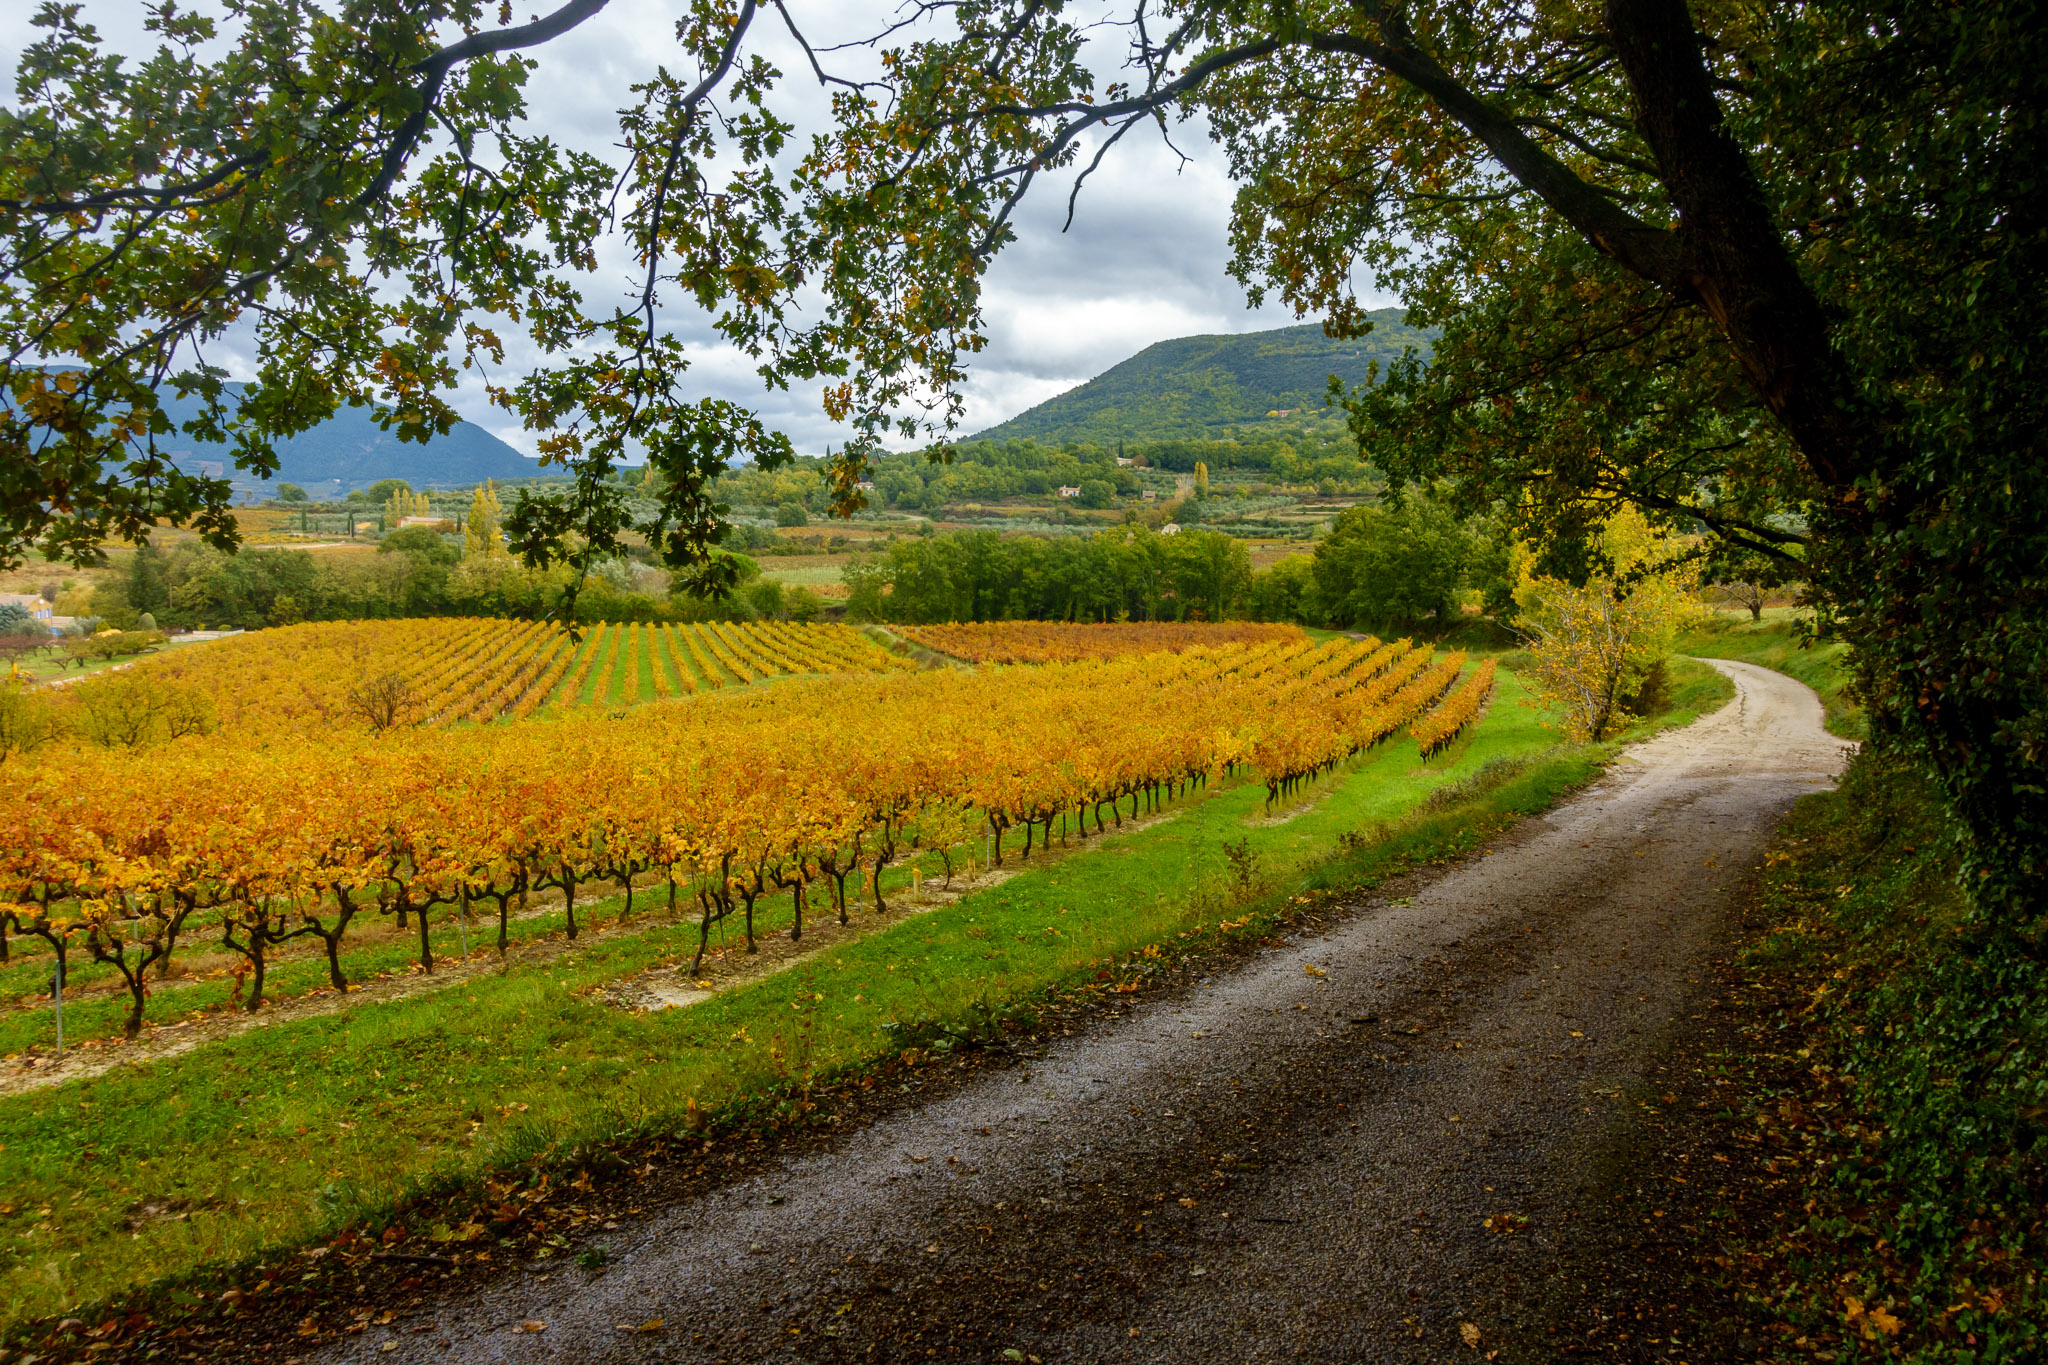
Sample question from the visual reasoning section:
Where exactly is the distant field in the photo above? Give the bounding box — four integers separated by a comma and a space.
755, 556, 854, 596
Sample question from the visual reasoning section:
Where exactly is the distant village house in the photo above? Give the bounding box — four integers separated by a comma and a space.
1057, 485, 1081, 498
0, 593, 52, 624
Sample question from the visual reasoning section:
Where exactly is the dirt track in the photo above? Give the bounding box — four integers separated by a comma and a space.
319, 659, 1850, 1364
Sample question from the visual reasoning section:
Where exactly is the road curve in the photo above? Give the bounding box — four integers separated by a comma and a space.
323, 659, 1849, 1364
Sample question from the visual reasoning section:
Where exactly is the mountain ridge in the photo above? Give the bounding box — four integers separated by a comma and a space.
972, 308, 1430, 445
148, 384, 541, 493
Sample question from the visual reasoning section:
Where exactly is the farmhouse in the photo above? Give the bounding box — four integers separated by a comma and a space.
0, 593, 52, 624
1057, 485, 1081, 498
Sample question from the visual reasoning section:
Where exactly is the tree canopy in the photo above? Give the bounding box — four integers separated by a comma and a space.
3, 0, 2042, 913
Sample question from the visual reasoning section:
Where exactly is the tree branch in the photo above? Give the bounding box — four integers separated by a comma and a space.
351, 0, 614, 214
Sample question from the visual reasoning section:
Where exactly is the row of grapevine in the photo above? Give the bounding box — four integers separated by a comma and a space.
1411, 659, 1497, 757
0, 638, 1481, 1032
898, 620, 1303, 663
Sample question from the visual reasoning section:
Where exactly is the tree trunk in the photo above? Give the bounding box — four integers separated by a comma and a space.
1599, 0, 1869, 494
121, 964, 146, 1038
563, 871, 578, 940
691, 889, 718, 976
246, 934, 266, 1013
415, 901, 433, 974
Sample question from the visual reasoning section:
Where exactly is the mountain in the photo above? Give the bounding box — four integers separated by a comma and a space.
972, 308, 1431, 445
150, 385, 541, 494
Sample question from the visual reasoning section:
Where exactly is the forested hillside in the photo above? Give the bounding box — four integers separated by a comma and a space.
974, 309, 1431, 444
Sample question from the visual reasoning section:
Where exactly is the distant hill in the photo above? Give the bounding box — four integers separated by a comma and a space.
973, 309, 1431, 445
149, 384, 541, 494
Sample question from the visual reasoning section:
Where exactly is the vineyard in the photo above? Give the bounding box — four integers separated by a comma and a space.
128, 617, 911, 734
0, 635, 1498, 1043
896, 619, 1303, 663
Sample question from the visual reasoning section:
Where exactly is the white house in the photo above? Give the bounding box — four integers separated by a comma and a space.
1115, 456, 1136, 467
1057, 485, 1081, 498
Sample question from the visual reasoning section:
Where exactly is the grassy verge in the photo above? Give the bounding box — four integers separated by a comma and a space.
1676, 608, 1863, 738
0, 660, 1728, 1337
1671, 754, 2047, 1362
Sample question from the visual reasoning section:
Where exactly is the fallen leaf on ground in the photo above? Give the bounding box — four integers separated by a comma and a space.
1460, 1322, 1482, 1348
514, 1320, 546, 1333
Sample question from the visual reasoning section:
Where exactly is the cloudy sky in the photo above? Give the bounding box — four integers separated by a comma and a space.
2, 1, 1394, 456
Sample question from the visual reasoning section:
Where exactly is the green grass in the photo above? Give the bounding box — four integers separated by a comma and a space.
1676, 608, 1862, 738
14, 635, 217, 684
636, 627, 659, 702
758, 563, 847, 591
0, 670, 1587, 1327
1654, 654, 1738, 729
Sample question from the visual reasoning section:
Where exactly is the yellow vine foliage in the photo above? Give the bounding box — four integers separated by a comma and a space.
1412, 658, 1497, 757
0, 639, 1479, 972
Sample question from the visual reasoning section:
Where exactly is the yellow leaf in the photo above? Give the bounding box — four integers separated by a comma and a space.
1459, 1321, 1482, 1348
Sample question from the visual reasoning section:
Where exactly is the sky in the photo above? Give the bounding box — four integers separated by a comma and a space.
1, 1, 1395, 457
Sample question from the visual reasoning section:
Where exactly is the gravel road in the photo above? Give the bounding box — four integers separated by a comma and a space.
324, 659, 1848, 1364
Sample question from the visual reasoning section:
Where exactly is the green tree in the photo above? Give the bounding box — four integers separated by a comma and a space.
365, 479, 413, 508
125, 542, 170, 622
1247, 554, 1315, 624
378, 525, 459, 566
1310, 497, 1473, 632
775, 500, 809, 528
1077, 479, 1115, 510
839, 559, 893, 623
275, 484, 309, 503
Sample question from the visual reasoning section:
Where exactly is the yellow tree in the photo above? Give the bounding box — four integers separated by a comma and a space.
386, 488, 434, 522
1514, 508, 1707, 741
465, 481, 504, 557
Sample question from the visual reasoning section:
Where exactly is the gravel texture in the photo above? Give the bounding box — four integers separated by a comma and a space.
320, 659, 1848, 1364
